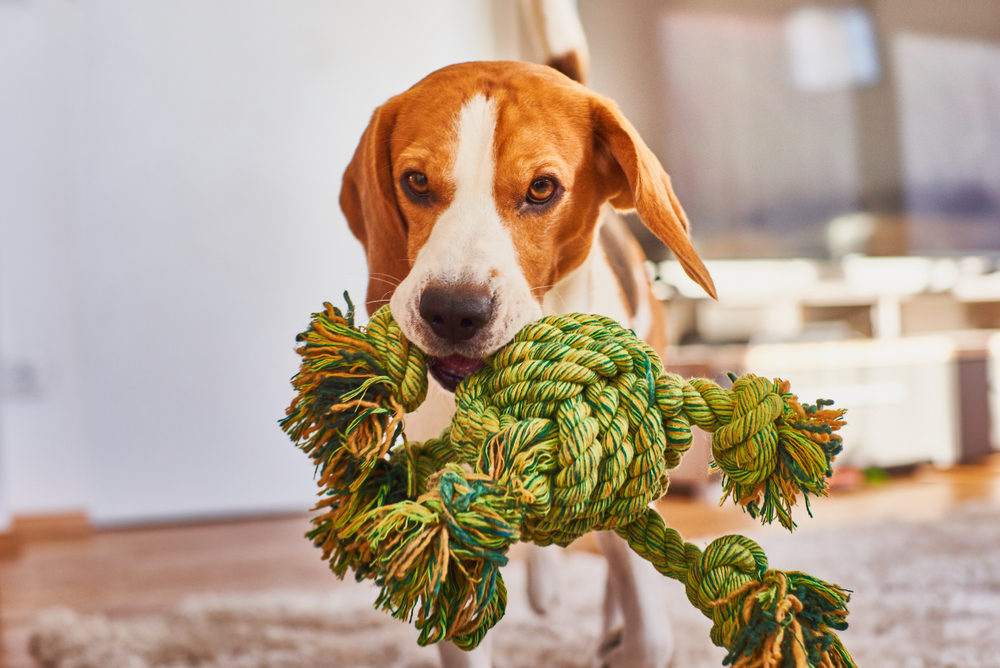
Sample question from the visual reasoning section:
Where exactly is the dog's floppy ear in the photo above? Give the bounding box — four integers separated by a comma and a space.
340, 100, 410, 315
590, 96, 717, 299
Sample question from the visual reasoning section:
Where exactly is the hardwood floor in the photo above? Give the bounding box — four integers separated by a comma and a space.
2, 455, 998, 668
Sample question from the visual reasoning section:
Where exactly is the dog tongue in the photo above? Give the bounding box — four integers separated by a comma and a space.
428, 354, 486, 392
434, 354, 485, 377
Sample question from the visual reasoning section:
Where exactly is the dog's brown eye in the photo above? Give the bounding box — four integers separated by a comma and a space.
527, 177, 557, 204
406, 172, 430, 196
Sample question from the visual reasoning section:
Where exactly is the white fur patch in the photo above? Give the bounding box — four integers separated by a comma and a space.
542, 214, 632, 327
390, 94, 542, 358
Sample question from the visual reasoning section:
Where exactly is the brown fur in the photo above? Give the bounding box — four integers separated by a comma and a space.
546, 52, 585, 84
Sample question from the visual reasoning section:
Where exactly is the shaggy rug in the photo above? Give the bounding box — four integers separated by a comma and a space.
30, 503, 1000, 668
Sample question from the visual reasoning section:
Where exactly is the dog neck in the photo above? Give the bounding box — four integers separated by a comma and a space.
542, 209, 645, 336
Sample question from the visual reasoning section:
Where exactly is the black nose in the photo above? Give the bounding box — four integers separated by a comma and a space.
419, 283, 494, 344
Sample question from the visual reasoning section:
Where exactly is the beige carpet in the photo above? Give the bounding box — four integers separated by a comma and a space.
30, 503, 1000, 668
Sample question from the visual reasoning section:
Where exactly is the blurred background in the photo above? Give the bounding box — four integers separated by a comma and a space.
1, 0, 999, 537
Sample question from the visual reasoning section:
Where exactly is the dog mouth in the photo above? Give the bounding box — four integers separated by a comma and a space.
428, 354, 485, 392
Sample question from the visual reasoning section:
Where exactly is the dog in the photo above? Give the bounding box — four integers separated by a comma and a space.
339, 9, 715, 668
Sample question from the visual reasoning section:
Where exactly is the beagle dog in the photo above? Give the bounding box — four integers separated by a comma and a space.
340, 31, 715, 668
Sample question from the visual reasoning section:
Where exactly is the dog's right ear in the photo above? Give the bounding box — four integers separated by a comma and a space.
340, 100, 410, 316
589, 94, 717, 300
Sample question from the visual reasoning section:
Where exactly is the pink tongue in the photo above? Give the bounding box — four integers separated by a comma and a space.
436, 354, 485, 376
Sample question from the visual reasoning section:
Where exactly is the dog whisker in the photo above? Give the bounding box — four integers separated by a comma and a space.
367, 273, 403, 288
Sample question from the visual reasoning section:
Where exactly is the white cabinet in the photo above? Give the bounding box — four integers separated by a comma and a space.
745, 337, 961, 467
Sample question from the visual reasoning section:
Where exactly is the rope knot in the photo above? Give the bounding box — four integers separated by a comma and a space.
685, 535, 769, 646
711, 375, 846, 531
711, 375, 784, 485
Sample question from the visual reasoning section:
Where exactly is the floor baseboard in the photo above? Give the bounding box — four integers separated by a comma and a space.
0, 530, 20, 559
12, 511, 91, 543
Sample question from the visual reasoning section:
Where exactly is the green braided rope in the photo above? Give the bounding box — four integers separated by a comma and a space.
281, 296, 855, 667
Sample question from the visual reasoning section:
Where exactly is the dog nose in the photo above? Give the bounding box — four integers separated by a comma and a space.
419, 283, 494, 344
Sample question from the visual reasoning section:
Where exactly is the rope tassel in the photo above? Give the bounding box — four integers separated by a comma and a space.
281, 297, 857, 667
720, 570, 853, 668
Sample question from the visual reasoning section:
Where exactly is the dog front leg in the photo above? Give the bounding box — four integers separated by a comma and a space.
595, 531, 674, 668
526, 543, 561, 614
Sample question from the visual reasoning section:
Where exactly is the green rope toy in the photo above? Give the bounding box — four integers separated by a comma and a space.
281, 296, 856, 668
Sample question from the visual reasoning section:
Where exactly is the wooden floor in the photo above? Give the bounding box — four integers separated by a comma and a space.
2, 456, 998, 668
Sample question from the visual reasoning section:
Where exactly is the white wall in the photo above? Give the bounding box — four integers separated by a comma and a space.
0, 0, 91, 517
0, 0, 496, 525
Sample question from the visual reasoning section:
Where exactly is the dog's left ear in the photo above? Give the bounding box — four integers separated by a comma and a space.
340, 99, 411, 316
590, 95, 717, 299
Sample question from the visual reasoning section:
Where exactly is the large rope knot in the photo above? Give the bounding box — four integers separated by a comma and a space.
448, 312, 673, 545
281, 297, 856, 668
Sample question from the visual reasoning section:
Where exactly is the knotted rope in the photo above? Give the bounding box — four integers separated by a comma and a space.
281, 297, 855, 668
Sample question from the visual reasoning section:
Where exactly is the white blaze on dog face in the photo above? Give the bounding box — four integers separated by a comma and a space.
389, 93, 542, 359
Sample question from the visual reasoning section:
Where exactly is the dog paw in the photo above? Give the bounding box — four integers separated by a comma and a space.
596, 625, 674, 668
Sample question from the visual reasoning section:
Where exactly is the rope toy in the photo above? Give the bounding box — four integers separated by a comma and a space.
281, 296, 856, 668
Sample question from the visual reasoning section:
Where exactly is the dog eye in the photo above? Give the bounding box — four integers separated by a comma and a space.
526, 177, 557, 204
406, 171, 430, 197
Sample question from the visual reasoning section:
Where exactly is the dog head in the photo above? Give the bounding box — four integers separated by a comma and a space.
341, 61, 714, 390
